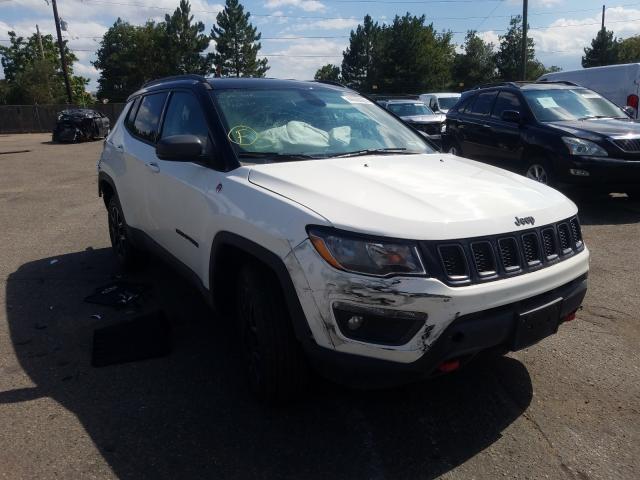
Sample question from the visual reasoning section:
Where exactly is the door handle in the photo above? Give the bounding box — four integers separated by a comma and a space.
146, 162, 160, 173
113, 143, 124, 152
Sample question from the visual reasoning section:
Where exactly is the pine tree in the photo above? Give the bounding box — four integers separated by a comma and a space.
582, 29, 620, 68
210, 0, 269, 78
164, 0, 211, 74
495, 16, 535, 81
341, 15, 380, 91
314, 64, 341, 82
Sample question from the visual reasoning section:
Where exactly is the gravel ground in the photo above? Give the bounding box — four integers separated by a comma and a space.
0, 133, 638, 480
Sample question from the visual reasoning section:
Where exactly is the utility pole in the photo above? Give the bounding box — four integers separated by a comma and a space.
521, 0, 528, 81
601, 5, 606, 31
35, 24, 44, 59
50, 0, 73, 104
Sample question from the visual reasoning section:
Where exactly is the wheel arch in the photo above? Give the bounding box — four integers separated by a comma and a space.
208, 232, 314, 347
98, 171, 117, 208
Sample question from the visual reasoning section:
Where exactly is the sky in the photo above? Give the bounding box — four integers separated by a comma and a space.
2, 0, 640, 92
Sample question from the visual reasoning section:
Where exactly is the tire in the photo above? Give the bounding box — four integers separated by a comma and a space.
524, 158, 553, 186
236, 263, 308, 403
107, 195, 143, 270
447, 141, 463, 157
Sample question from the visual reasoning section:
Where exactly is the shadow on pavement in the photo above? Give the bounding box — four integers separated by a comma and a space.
565, 190, 640, 226
4, 247, 533, 479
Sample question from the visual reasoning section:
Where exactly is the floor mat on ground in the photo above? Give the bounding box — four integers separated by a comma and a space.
84, 282, 147, 309
91, 311, 171, 367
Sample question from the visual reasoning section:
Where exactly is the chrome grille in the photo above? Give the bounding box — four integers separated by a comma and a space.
421, 216, 584, 286
613, 138, 640, 152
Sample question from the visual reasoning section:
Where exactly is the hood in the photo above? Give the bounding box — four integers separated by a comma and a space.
402, 114, 446, 123
548, 118, 639, 140
248, 154, 576, 240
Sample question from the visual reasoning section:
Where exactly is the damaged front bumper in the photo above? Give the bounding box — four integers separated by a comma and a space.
287, 239, 589, 386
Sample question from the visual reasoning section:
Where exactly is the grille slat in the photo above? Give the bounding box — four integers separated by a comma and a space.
542, 228, 558, 260
569, 218, 583, 248
557, 223, 572, 254
498, 237, 521, 272
522, 233, 542, 266
428, 216, 583, 286
471, 241, 496, 276
438, 245, 469, 280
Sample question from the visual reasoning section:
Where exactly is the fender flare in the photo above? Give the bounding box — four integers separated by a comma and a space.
209, 231, 315, 348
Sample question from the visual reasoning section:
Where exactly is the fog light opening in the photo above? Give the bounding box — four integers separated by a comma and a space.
569, 169, 590, 177
347, 315, 364, 331
437, 359, 461, 373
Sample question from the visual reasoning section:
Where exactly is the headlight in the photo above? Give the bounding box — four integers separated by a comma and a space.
562, 137, 608, 157
307, 227, 426, 277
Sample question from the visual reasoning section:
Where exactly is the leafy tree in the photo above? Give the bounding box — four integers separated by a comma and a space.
163, 0, 211, 74
341, 15, 381, 91
210, 0, 269, 77
453, 30, 496, 89
619, 35, 640, 63
0, 31, 85, 104
376, 14, 455, 93
314, 64, 341, 82
495, 16, 537, 81
94, 19, 161, 101
582, 29, 620, 68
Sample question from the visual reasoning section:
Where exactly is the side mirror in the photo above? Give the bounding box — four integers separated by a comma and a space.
622, 105, 636, 119
501, 110, 521, 123
156, 134, 203, 161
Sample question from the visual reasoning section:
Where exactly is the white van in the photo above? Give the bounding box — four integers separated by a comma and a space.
538, 63, 640, 118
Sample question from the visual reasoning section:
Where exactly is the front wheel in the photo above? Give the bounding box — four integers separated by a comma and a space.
107, 195, 144, 270
236, 264, 308, 403
524, 160, 553, 186
447, 142, 463, 157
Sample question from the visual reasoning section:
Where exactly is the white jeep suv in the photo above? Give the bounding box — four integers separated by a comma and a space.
98, 76, 589, 401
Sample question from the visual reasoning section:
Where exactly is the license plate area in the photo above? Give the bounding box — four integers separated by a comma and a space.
513, 298, 562, 350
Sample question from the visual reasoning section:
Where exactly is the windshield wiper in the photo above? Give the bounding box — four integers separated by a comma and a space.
578, 115, 615, 120
328, 148, 419, 158
237, 151, 319, 161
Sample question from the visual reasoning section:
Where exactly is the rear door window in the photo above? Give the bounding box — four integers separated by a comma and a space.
491, 91, 523, 119
130, 92, 168, 143
124, 97, 141, 131
469, 91, 498, 116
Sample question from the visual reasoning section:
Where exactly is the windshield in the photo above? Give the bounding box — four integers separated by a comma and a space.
387, 102, 433, 117
211, 87, 433, 162
522, 88, 625, 122
437, 96, 460, 110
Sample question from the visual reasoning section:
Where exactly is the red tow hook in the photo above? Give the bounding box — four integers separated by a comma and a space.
437, 359, 461, 373
562, 308, 579, 323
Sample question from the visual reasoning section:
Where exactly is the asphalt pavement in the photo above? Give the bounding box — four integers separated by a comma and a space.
0, 133, 638, 479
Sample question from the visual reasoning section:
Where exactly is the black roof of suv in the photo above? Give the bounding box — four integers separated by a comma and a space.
443, 81, 640, 195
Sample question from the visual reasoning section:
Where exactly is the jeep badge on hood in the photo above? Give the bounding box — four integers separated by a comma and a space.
514, 216, 535, 227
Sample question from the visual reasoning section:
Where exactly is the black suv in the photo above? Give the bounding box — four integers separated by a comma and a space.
443, 81, 640, 197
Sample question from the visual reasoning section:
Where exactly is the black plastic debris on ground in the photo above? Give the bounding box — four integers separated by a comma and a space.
92, 311, 171, 367
84, 282, 147, 309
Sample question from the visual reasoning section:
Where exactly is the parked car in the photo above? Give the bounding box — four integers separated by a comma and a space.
379, 99, 445, 145
98, 75, 589, 401
419, 92, 462, 114
52, 108, 110, 143
539, 63, 640, 118
443, 81, 640, 197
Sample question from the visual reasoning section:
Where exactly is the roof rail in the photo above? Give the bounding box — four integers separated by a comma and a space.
535, 80, 578, 86
142, 74, 209, 88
